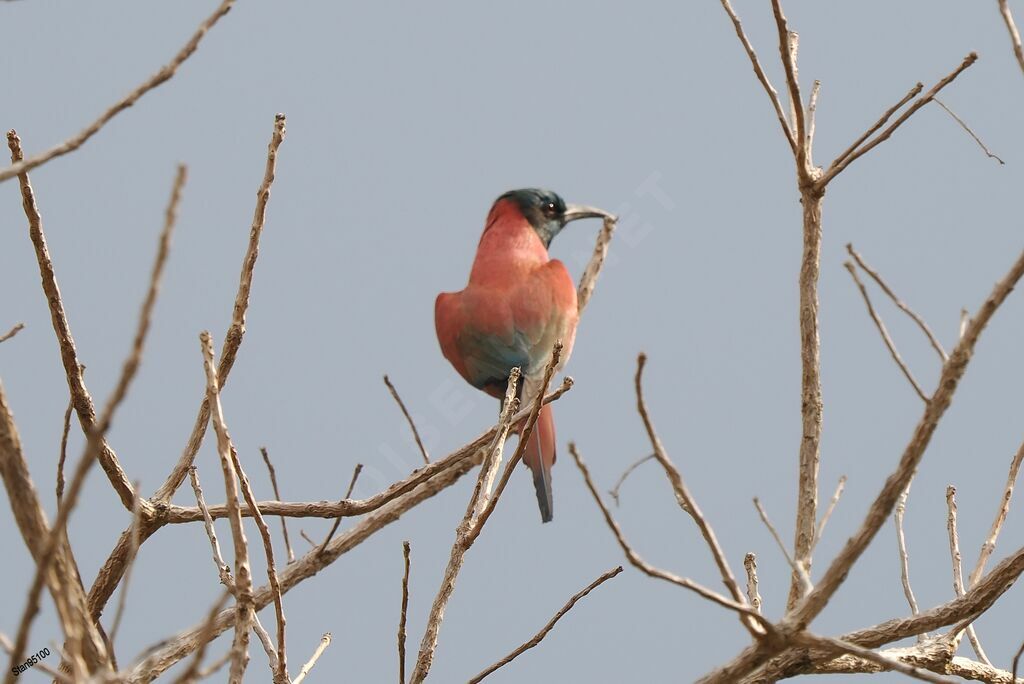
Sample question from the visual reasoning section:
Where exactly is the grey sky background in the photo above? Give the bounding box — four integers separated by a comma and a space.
2, 1, 1023, 681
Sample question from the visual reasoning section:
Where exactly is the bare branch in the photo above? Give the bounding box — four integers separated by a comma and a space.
318, 462, 364, 556
398, 541, 411, 684
576, 215, 618, 315
999, 0, 1024, 78
57, 390, 73, 503
717, 0, 797, 153
847, 243, 948, 362
292, 633, 331, 684
933, 97, 1005, 164
189, 467, 235, 591
569, 442, 768, 628
844, 261, 929, 402
0, 323, 24, 344
820, 53, 978, 186
830, 83, 923, 172
260, 447, 295, 564
0, 0, 234, 184
805, 80, 821, 164
769, 0, 806, 169
467, 566, 623, 683
109, 481, 145, 646
968, 439, 1024, 587
171, 591, 231, 684
895, 485, 922, 621
753, 497, 811, 596
199, 331, 254, 684
384, 374, 430, 464
794, 632, 957, 683
944, 486, 991, 664
743, 554, 762, 614
607, 453, 655, 506
812, 475, 846, 553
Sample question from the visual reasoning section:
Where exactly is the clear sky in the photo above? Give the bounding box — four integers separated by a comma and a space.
1, 1, 1022, 682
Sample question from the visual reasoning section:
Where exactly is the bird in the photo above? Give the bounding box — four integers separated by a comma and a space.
435, 188, 613, 522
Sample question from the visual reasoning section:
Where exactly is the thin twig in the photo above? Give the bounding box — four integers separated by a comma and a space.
717, 0, 797, 153
227, 447, 288, 683
189, 467, 235, 591
299, 531, 316, 548
844, 261, 929, 402
830, 83, 924, 171
576, 216, 618, 315
959, 309, 970, 341
743, 554, 762, 614
199, 332, 254, 684
7, 162, 185, 678
932, 97, 1005, 164
569, 442, 768, 629
847, 243, 949, 362
793, 632, 957, 683
635, 354, 759, 636
0, 0, 234, 184
806, 80, 821, 164
998, 0, 1024, 78
770, 0, 806, 170
292, 633, 331, 684
398, 541, 411, 684
109, 481, 145, 646
56, 392, 73, 503
812, 475, 847, 553
895, 485, 921, 619
968, 439, 1024, 587
944, 486, 991, 664
318, 463, 364, 556
820, 53, 978, 186
0, 323, 23, 344
607, 454, 655, 506
753, 497, 811, 595
384, 375, 430, 464
260, 447, 295, 564
1014, 638, 1024, 684
467, 566, 623, 683
7, 129, 139, 511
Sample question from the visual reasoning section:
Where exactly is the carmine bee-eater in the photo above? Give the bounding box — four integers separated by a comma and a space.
435, 188, 613, 522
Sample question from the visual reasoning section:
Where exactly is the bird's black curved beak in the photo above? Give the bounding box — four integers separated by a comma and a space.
563, 204, 616, 224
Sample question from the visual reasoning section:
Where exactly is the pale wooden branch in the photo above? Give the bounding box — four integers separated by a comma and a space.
753, 497, 811, 596
10, 163, 184, 679
125, 427, 545, 681
794, 633, 957, 683
968, 439, 1024, 588
811, 475, 846, 553
466, 566, 623, 683
847, 243, 948, 362
7, 129, 139, 512
0, 0, 234, 184
109, 481, 145, 647
744, 553, 762, 614
959, 308, 970, 341
895, 484, 922, 623
717, 0, 798, 153
260, 447, 295, 564
292, 633, 331, 684
576, 215, 617, 315
830, 83, 924, 172
384, 374, 430, 464
56, 387, 74, 502
89, 112, 287, 626
785, 246, 1024, 631
944, 486, 991, 665
0, 323, 24, 344
189, 466, 235, 591
819, 53, 978, 186
0, 380, 109, 680
162, 382, 574, 526
299, 530, 316, 548
318, 462, 364, 556
607, 453, 655, 506
933, 97, 1005, 164
1014, 639, 1024, 684
227, 446, 288, 683
805, 80, 821, 164
569, 442, 768, 628
635, 354, 758, 635
999, 0, 1024, 77
199, 331, 254, 684
409, 360, 530, 683
844, 261, 929, 402
770, 0, 806, 171
398, 541, 411, 684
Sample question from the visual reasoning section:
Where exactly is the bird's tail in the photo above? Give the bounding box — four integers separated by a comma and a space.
523, 403, 556, 523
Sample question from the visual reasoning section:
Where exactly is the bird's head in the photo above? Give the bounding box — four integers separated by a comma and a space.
494, 188, 615, 248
